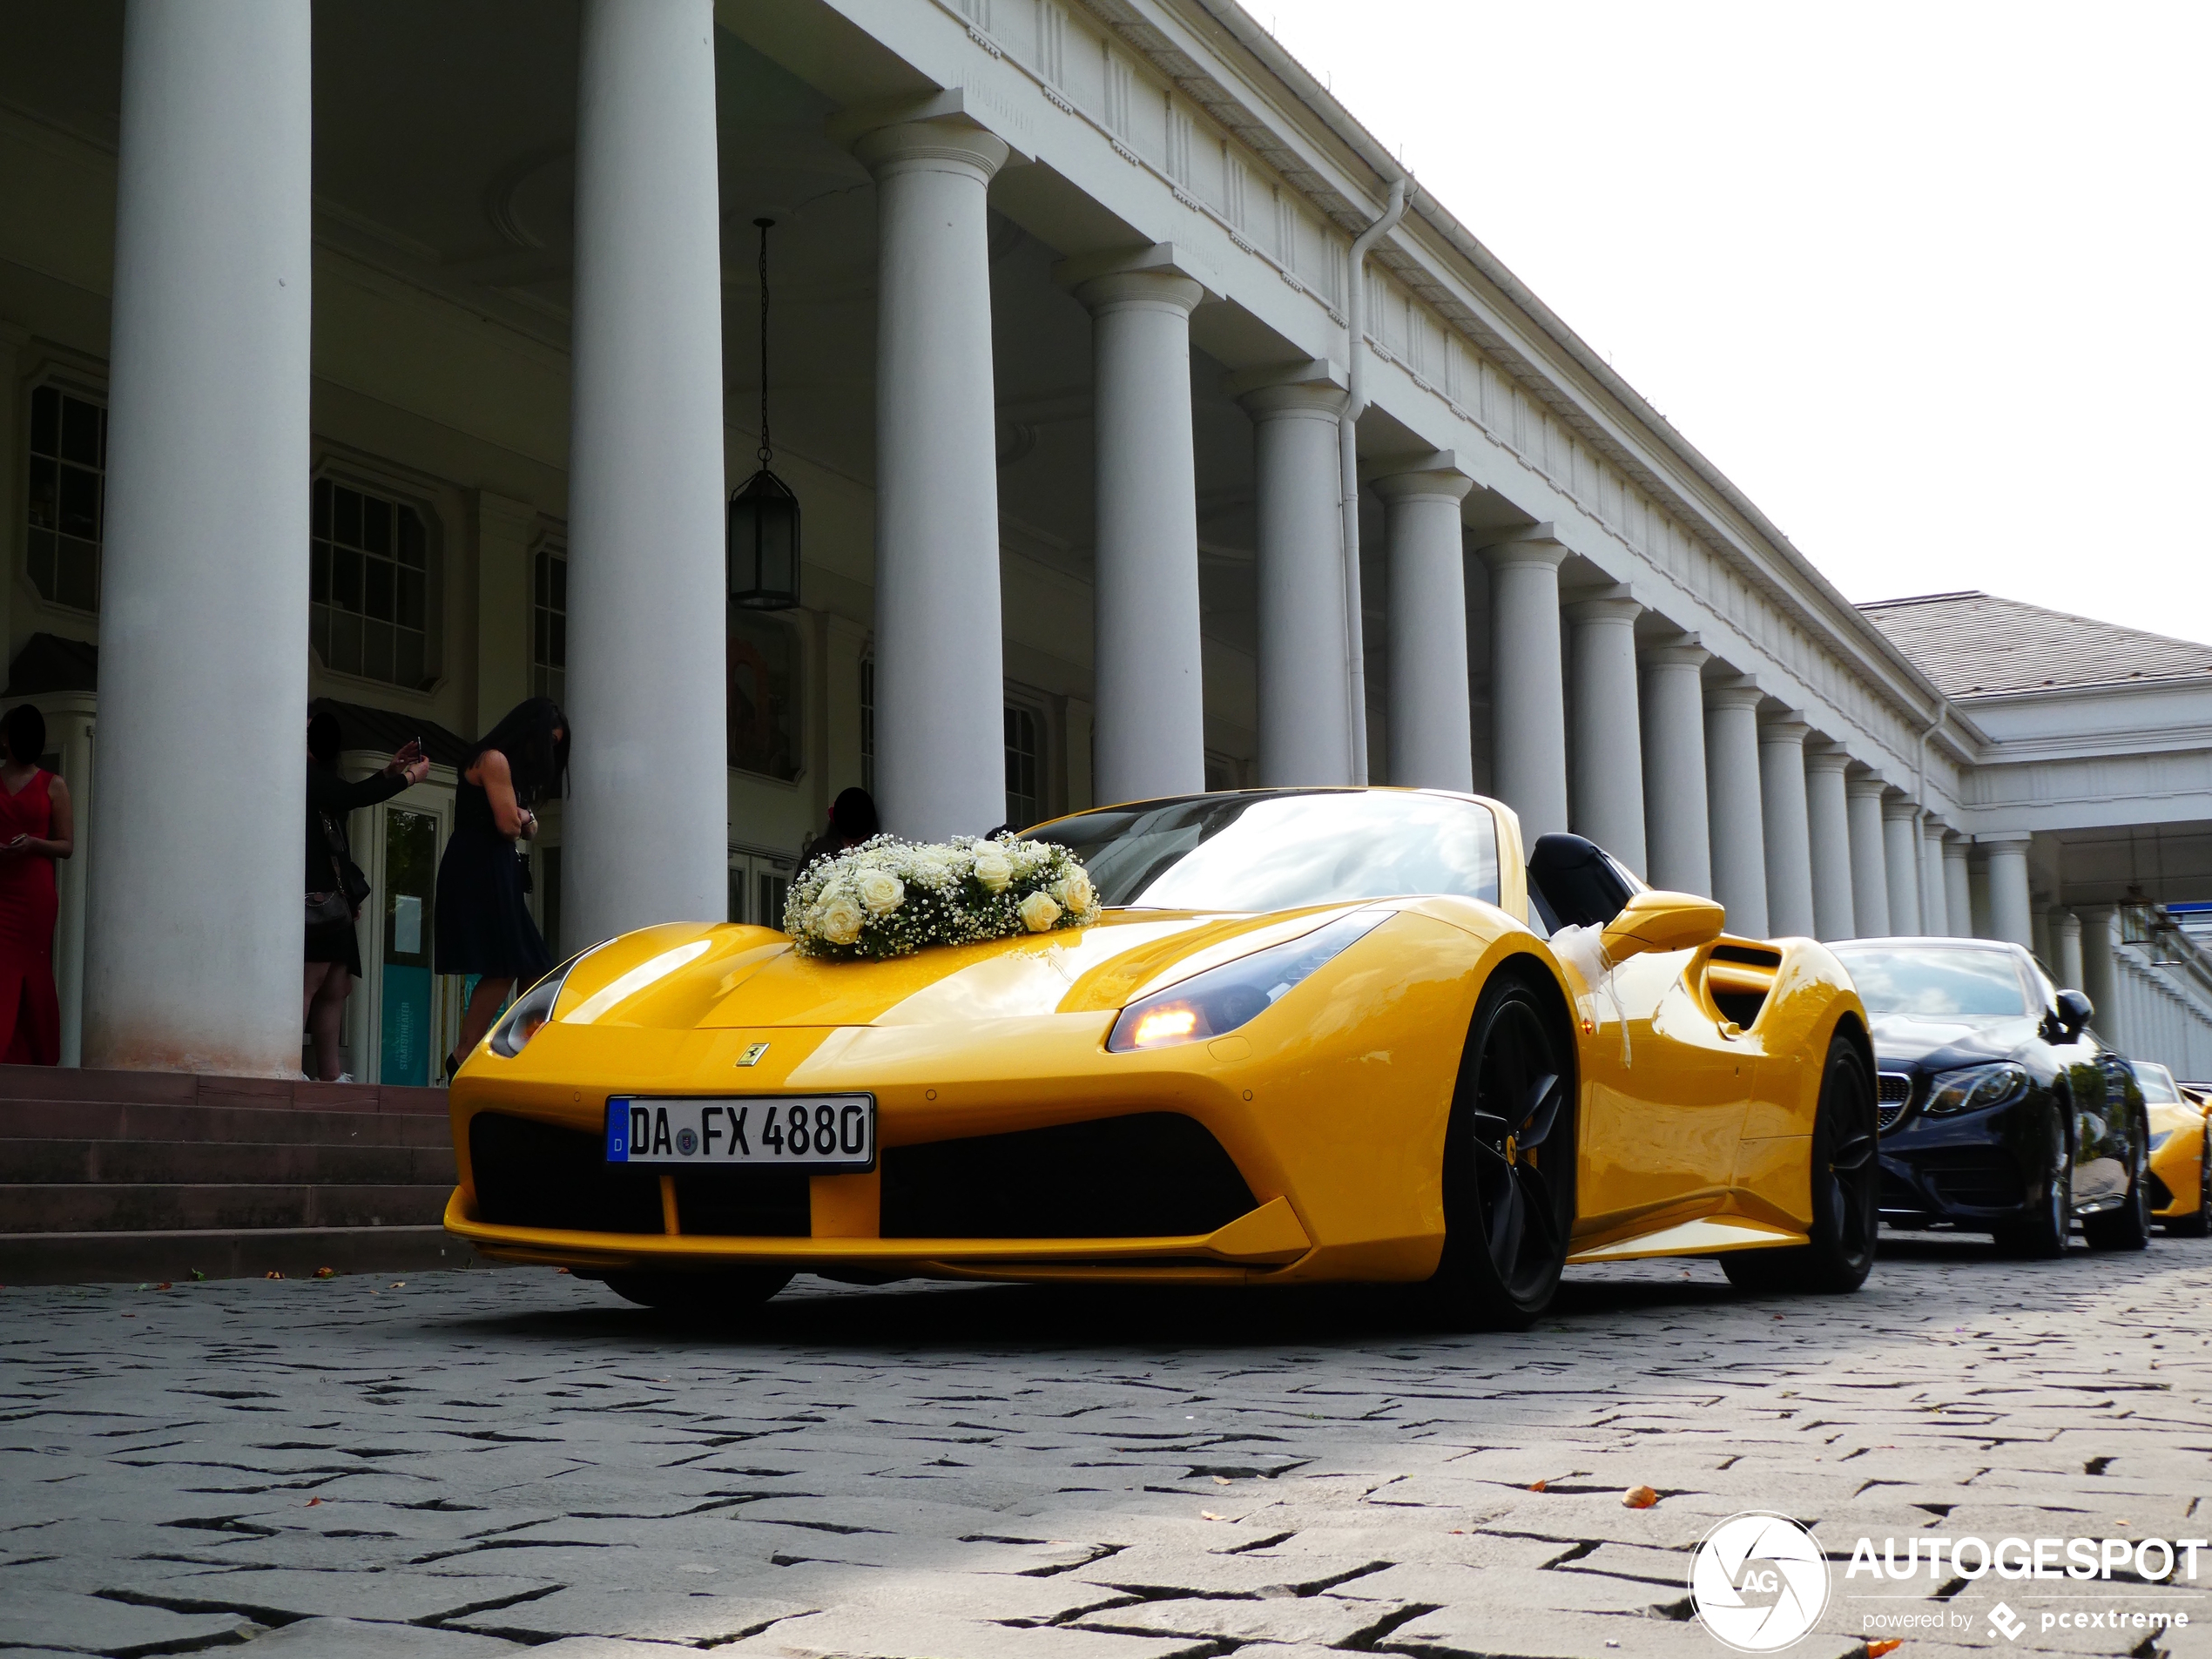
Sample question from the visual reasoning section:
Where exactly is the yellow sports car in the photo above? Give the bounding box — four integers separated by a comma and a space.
2139, 1061, 2210, 1235
444, 788, 1878, 1324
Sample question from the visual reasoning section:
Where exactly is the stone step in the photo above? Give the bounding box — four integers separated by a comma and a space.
0, 1097, 454, 1148
0, 1136, 457, 1187
0, 1224, 490, 1286
0, 1062, 447, 1115
0, 1182, 453, 1233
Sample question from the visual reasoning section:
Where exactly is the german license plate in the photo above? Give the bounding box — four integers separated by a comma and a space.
604, 1096, 875, 1171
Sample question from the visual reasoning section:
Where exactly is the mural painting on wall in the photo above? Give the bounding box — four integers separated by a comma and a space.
728, 610, 799, 781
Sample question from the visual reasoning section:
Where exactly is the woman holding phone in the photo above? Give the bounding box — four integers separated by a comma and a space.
435, 696, 569, 1079
304, 710, 430, 1082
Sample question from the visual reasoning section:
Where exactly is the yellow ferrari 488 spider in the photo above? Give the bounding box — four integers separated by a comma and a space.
444, 788, 1878, 1324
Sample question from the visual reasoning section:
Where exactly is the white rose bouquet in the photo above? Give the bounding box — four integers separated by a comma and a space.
783, 833, 1103, 961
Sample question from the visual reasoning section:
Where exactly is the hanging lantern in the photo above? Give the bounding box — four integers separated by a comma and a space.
729, 216, 800, 611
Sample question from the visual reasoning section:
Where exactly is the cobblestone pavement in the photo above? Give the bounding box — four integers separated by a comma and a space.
6, 1233, 2212, 1659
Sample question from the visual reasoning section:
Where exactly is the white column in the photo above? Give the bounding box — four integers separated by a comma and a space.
1639, 637, 1712, 896
1757, 716, 1815, 939
2053, 909, 2084, 992
1804, 744, 1855, 942
1481, 534, 1570, 843
1922, 819, 1952, 936
1565, 588, 1648, 873
1076, 256, 1205, 804
850, 118, 1011, 838
1844, 772, 1891, 937
1376, 462, 1474, 790
84, 0, 311, 1074
563, 0, 728, 946
2080, 905, 2118, 1035
1983, 830, 2034, 951
1239, 371, 1351, 786
1882, 796, 1923, 934
1944, 835, 1973, 936
1703, 678, 1768, 938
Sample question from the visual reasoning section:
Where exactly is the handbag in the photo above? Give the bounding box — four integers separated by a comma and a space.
307, 811, 372, 924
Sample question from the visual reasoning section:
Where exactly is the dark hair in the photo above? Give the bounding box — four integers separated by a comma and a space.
307, 709, 342, 769
474, 697, 570, 805
3, 704, 47, 767
831, 786, 879, 843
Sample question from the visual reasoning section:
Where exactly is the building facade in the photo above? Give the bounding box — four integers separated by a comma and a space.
1, 0, 2207, 1081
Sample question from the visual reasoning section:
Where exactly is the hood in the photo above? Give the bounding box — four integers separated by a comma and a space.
546, 906, 1381, 1033
1867, 1012, 2042, 1071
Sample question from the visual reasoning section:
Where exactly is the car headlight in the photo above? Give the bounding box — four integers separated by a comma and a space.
2150, 1130, 2174, 1152
487, 952, 591, 1059
1107, 911, 1388, 1053
1923, 1061, 2029, 1116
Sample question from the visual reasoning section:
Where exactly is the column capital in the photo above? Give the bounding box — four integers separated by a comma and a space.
1976, 828, 2034, 847
1231, 358, 1346, 419
1804, 745, 1852, 777
849, 116, 1010, 185
1921, 818, 1951, 843
1057, 242, 1212, 314
1757, 714, 1811, 745
1479, 525, 1568, 571
1881, 792, 1920, 822
2050, 908, 2083, 938
1366, 452, 1474, 503
1563, 583, 1641, 628
1845, 771, 1889, 799
1704, 675, 1765, 713
1642, 632, 1709, 671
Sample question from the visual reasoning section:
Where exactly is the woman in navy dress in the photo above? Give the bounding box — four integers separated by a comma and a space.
436, 697, 568, 1077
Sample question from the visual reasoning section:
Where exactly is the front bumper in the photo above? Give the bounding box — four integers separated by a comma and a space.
1877, 1088, 2057, 1229
2148, 1116, 2205, 1219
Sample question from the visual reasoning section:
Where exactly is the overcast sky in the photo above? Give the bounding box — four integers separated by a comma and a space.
1262, 1, 2211, 647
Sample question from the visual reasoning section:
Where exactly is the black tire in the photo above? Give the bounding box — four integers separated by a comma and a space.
1994, 1109, 2071, 1258
2168, 1124, 2212, 1238
1721, 1034, 1878, 1295
604, 1268, 792, 1313
2084, 1111, 2152, 1251
1433, 968, 1576, 1329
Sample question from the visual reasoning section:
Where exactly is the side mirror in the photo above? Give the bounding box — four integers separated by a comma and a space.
2054, 988, 2093, 1041
1601, 889, 1726, 966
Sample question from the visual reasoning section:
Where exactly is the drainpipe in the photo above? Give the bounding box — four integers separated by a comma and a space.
1339, 175, 1409, 785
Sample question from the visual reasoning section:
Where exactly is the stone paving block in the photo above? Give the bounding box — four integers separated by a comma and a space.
0, 1586, 263, 1656
97, 1567, 561, 1626
1377, 1605, 1862, 1658
526, 1642, 699, 1658
230, 1616, 523, 1656
718, 1608, 1215, 1659
1332, 1560, 1682, 1614
1069, 1542, 1390, 1596
452, 1587, 815, 1645
1076, 1593, 1392, 1646
762, 1563, 1133, 1624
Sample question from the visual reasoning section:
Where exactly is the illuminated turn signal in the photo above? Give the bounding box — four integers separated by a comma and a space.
1130, 1006, 1200, 1047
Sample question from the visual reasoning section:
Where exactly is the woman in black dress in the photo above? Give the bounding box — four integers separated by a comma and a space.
436, 697, 569, 1076
304, 711, 428, 1081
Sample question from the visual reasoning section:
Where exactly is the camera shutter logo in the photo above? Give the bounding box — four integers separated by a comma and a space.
1690, 1513, 1831, 1652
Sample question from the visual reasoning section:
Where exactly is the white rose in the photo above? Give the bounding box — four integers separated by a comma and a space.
813, 894, 865, 946
1018, 890, 1062, 934
1055, 870, 1095, 916
972, 848, 1013, 893
854, 869, 905, 914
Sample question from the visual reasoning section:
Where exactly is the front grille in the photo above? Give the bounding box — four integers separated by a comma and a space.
1876, 1072, 1915, 1131
469, 1112, 813, 1238
881, 1113, 1257, 1239
1917, 1148, 2027, 1211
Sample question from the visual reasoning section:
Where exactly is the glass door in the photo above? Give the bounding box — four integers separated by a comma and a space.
378, 806, 439, 1085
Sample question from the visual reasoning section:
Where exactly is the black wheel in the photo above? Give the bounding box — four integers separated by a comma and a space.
2084, 1111, 2152, 1251
2168, 1123, 2212, 1238
1434, 969, 1575, 1328
1995, 1110, 2071, 1258
604, 1268, 792, 1313
1722, 1035, 1878, 1294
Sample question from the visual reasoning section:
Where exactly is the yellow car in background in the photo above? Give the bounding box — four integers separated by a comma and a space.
2140, 1061, 2211, 1235
445, 789, 1878, 1325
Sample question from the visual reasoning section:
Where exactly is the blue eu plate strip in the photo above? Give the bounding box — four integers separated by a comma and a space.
605, 1101, 629, 1163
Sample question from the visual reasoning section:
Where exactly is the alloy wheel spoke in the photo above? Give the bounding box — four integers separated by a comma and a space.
1519, 1074, 1563, 1150
1487, 1168, 1524, 1273
1830, 1131, 1874, 1173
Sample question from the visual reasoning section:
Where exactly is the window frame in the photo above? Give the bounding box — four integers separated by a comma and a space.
309, 462, 445, 694
529, 535, 567, 705
22, 372, 110, 617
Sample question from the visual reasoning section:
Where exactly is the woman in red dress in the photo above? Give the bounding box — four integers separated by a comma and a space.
0, 704, 72, 1066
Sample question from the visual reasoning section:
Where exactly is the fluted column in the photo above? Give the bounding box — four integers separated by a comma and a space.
1074, 256, 1206, 805
1758, 716, 1816, 939
1703, 678, 1767, 938
1565, 588, 1647, 873
85, 0, 312, 1073
2053, 910, 2084, 992
1239, 369, 1351, 786
1804, 744, 1854, 941
853, 117, 1011, 839
1844, 772, 1891, 937
564, 0, 731, 944
1943, 834, 1973, 936
1375, 462, 1474, 791
2078, 906, 2117, 1039
1882, 795, 1923, 934
1639, 637, 1712, 896
1983, 830, 2034, 951
1480, 533, 1570, 843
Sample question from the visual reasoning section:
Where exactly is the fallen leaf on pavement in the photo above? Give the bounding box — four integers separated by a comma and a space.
1867, 1641, 1902, 1656
265, 1271, 284, 1280
1528, 1479, 1548, 1492
1213, 1475, 1231, 1485
152, 1282, 172, 1291
313, 1267, 336, 1279
1201, 1510, 1224, 1521
1622, 1485, 1658, 1509
305, 1498, 322, 1507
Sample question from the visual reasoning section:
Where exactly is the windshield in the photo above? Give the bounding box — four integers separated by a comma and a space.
1831, 944, 2033, 1020
1024, 791, 1501, 912
2134, 1063, 2182, 1104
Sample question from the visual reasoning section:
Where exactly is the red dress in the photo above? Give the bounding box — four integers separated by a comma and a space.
0, 770, 62, 1065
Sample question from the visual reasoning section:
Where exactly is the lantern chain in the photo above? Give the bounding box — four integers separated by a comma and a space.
756, 216, 774, 470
